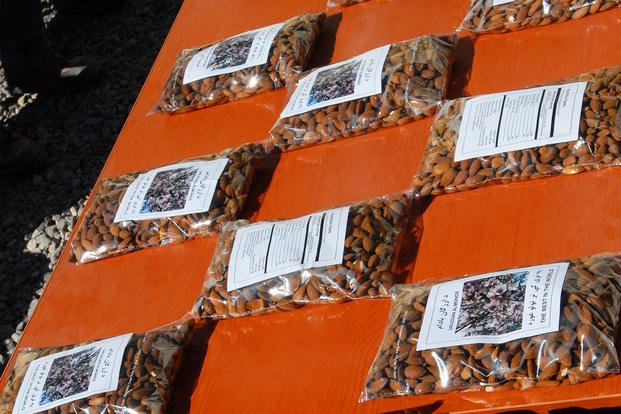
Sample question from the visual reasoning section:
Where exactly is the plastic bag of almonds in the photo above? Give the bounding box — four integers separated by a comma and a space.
154, 13, 325, 114
192, 192, 413, 318
461, 0, 621, 34
412, 64, 621, 197
327, 0, 369, 7
0, 319, 193, 413
361, 253, 621, 400
268, 35, 456, 151
71, 144, 262, 263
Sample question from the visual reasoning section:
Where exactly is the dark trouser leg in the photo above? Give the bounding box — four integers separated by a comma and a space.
1, 0, 98, 93
0, 0, 48, 64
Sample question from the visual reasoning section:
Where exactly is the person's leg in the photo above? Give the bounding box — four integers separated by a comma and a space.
0, 0, 48, 65
0, 1, 46, 175
0, 0, 99, 93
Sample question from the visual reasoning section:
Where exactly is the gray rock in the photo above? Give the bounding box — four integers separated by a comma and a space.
27, 300, 38, 318
26, 239, 38, 252
44, 225, 56, 239
34, 233, 48, 246
55, 217, 66, 231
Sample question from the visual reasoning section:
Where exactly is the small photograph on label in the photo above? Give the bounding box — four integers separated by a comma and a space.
308, 61, 361, 105
456, 272, 527, 336
39, 347, 99, 405
279, 45, 389, 119
207, 32, 255, 71
140, 166, 198, 214
416, 262, 568, 351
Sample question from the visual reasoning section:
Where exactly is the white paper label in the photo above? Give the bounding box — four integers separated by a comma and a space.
12, 334, 132, 414
114, 158, 229, 223
492, 0, 514, 6
416, 262, 569, 351
227, 206, 351, 291
454, 82, 587, 162
279, 45, 390, 118
182, 22, 284, 84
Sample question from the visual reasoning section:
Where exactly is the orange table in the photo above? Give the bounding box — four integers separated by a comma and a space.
3, 0, 621, 412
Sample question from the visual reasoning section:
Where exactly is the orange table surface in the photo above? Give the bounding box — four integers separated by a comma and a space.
3, 0, 621, 412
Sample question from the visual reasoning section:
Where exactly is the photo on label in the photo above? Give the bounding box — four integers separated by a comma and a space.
308, 60, 361, 105
207, 32, 255, 71
140, 166, 198, 214
456, 272, 527, 336
40, 347, 99, 405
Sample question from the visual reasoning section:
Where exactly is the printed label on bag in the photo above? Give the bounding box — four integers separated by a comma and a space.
227, 206, 351, 291
114, 158, 229, 223
492, 0, 514, 6
454, 82, 587, 162
279, 45, 390, 118
183, 22, 284, 84
12, 334, 132, 414
416, 262, 569, 351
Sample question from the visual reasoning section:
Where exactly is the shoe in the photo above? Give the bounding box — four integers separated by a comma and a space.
3, 48, 100, 94
0, 129, 46, 176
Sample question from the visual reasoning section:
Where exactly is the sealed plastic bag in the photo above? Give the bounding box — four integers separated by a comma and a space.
361, 253, 621, 400
193, 192, 413, 318
0, 319, 193, 413
461, 0, 621, 33
154, 13, 325, 114
71, 144, 262, 263
327, 0, 370, 7
268, 35, 456, 151
412, 64, 621, 197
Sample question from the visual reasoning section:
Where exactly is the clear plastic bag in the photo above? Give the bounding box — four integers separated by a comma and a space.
461, 0, 621, 33
192, 192, 414, 318
154, 13, 325, 114
327, 0, 370, 7
361, 253, 621, 400
0, 319, 193, 413
71, 144, 263, 263
412, 64, 621, 197
268, 35, 456, 151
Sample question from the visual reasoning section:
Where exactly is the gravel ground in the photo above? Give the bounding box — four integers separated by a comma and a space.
0, 0, 183, 372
